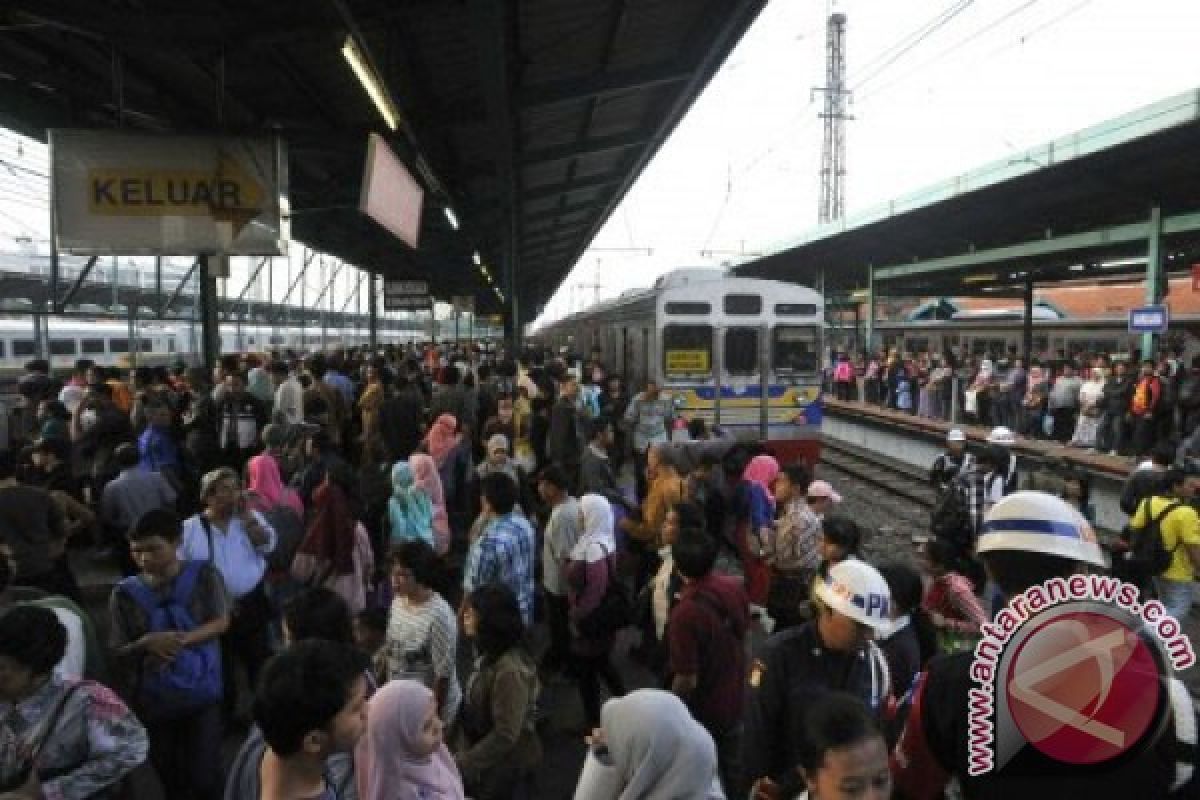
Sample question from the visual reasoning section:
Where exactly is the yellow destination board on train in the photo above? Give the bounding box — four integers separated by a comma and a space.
665, 349, 710, 372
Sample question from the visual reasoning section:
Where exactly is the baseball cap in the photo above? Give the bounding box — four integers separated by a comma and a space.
807, 480, 843, 504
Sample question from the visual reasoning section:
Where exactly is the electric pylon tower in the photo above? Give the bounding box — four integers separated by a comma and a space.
815, 12, 851, 224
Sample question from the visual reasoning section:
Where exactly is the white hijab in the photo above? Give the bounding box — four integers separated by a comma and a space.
601, 690, 724, 800
572, 493, 617, 562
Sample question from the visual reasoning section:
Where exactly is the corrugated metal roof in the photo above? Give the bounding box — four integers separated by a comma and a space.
0, 0, 767, 322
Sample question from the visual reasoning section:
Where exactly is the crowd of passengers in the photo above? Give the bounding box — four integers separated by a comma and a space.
828, 345, 1200, 459
0, 341, 1195, 800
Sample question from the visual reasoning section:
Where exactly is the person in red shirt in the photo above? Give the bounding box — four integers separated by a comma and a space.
668, 528, 750, 799
1130, 358, 1163, 457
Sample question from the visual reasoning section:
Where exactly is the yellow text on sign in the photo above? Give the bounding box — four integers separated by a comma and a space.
665, 350, 710, 373
87, 164, 263, 217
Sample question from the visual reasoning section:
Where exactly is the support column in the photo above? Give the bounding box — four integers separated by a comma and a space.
1022, 274, 1034, 362
1142, 206, 1165, 360
368, 274, 378, 351
864, 264, 875, 355
199, 255, 221, 370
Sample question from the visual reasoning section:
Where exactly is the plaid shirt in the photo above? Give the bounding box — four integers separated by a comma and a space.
463, 512, 536, 625
957, 467, 1004, 540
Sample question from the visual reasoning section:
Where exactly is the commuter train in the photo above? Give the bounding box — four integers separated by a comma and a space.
829, 299, 1200, 363
0, 318, 424, 371
532, 268, 824, 465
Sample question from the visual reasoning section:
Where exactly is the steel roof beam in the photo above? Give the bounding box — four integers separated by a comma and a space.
556, 0, 769, 302
522, 173, 621, 201
519, 62, 691, 110
519, 130, 651, 166
874, 209, 1200, 282
523, 201, 597, 224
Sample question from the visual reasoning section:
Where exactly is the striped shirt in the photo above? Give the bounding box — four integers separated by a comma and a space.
385, 593, 461, 724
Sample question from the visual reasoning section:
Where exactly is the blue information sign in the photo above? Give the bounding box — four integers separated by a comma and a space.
1128, 305, 1169, 334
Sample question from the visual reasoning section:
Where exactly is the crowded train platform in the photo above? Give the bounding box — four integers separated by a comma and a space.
0, 344, 1195, 800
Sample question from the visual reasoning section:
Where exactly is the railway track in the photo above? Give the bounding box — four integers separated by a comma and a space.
819, 437, 937, 509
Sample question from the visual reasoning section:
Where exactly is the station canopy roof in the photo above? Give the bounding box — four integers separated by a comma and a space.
0, 0, 765, 314
737, 89, 1200, 298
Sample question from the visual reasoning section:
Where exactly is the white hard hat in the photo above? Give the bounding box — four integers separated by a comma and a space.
987, 426, 1016, 446
947, 428, 966, 442
977, 491, 1108, 569
813, 560, 892, 629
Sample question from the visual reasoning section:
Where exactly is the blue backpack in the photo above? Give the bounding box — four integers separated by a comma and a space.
118, 560, 222, 719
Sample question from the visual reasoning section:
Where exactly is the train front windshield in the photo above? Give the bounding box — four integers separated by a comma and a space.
774, 326, 819, 376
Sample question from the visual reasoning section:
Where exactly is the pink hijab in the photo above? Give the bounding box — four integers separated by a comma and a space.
743, 455, 780, 504
424, 413, 462, 468
245, 453, 304, 518
357, 680, 465, 800
410, 453, 451, 555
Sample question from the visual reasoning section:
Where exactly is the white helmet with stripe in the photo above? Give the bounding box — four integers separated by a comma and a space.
977, 490, 1108, 568
813, 559, 892, 629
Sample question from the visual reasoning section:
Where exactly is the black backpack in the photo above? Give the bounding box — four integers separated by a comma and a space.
931, 480, 974, 550
1119, 500, 1182, 581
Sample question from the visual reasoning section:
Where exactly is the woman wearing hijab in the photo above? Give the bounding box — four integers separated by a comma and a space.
411, 453, 452, 556
358, 679, 466, 800
568, 494, 627, 727
389, 461, 435, 547
573, 689, 724, 800
1070, 366, 1106, 449
423, 412, 472, 533
291, 465, 374, 612
739, 454, 779, 607
246, 450, 305, 519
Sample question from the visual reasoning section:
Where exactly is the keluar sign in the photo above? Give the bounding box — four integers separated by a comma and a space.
51, 130, 288, 256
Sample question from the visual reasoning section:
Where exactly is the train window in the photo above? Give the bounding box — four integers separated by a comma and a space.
0, 341, 6, 358
49, 340, 76, 356
662, 325, 711, 378
13, 340, 35, 357
269, 335, 285, 345
724, 295, 762, 315
774, 303, 818, 316
109, 338, 129, 353
81, 339, 105, 354
665, 302, 711, 316
773, 327, 818, 374
140, 339, 153, 352
168, 338, 176, 353
725, 328, 759, 376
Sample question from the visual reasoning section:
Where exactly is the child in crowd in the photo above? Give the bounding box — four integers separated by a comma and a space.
354, 607, 390, 684
921, 538, 988, 653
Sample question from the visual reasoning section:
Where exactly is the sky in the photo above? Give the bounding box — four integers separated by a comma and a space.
530, 0, 1200, 327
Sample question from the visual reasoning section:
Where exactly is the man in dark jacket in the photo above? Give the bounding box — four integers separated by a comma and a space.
1176, 355, 1200, 438
1099, 360, 1134, 456
379, 371, 425, 461
547, 374, 583, 490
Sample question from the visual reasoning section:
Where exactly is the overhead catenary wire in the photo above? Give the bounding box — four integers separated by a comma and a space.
854, 0, 1042, 106
850, 0, 976, 92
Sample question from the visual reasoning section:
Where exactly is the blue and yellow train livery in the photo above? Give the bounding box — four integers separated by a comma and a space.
533, 268, 824, 467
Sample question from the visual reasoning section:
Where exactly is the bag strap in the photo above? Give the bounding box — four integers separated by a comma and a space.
20, 682, 81, 766
198, 515, 216, 565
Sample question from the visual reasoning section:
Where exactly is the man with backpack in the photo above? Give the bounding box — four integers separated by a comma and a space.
1119, 462, 1200, 620
931, 445, 1006, 556
109, 508, 230, 800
